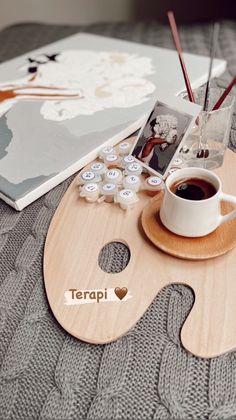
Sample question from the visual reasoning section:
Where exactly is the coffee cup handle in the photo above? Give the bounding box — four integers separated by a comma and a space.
219, 192, 236, 225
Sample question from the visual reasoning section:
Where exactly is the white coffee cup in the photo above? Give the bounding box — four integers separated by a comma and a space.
160, 167, 236, 237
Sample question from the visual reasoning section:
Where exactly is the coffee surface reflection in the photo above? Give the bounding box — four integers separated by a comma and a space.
170, 177, 217, 201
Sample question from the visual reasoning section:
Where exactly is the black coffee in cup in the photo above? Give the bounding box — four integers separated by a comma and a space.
170, 177, 217, 201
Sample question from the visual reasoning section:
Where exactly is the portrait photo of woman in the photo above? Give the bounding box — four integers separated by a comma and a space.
132, 100, 192, 176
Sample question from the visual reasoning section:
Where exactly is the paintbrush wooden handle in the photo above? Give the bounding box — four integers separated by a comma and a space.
167, 11, 195, 103
212, 76, 236, 110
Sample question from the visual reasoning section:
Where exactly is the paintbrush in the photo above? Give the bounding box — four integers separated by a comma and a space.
212, 76, 236, 111
167, 11, 195, 103
203, 23, 220, 112
197, 23, 220, 159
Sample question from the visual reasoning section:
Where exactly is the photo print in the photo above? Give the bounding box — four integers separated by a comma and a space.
131, 93, 202, 177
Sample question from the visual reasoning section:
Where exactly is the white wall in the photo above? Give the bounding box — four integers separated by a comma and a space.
0, 0, 135, 30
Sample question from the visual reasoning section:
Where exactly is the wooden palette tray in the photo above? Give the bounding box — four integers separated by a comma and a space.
44, 146, 236, 358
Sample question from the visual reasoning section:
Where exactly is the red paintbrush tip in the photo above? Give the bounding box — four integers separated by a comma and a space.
212, 76, 236, 110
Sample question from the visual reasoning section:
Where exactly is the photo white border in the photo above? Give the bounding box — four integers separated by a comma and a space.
130, 92, 202, 178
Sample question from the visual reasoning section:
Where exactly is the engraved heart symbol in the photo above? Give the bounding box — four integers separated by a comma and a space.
115, 287, 128, 300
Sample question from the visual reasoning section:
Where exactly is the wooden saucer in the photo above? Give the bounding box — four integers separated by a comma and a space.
141, 193, 236, 260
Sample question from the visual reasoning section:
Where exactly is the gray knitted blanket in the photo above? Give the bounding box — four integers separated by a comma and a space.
0, 21, 236, 420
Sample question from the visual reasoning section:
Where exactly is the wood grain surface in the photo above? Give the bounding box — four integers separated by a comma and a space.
44, 146, 236, 358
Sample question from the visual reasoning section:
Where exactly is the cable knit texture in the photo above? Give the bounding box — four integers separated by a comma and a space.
0, 21, 236, 420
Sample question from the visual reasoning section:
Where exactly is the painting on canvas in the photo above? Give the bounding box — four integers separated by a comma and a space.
0, 33, 225, 209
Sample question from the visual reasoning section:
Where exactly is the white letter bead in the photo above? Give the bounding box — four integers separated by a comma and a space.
124, 162, 143, 176
114, 189, 139, 210
79, 183, 100, 202
90, 162, 107, 176
118, 142, 131, 155
99, 182, 118, 203
104, 169, 123, 184
121, 155, 135, 168
123, 175, 142, 192
99, 146, 115, 159
78, 171, 102, 185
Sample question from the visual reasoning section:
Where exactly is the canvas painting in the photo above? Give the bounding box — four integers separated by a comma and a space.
0, 32, 226, 209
